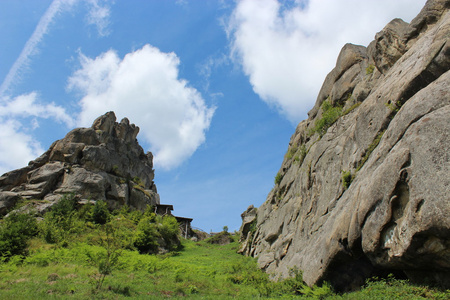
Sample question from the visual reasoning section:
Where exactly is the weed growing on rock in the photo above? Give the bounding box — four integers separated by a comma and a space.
366, 64, 375, 75
275, 172, 283, 185
356, 130, 386, 172
341, 170, 354, 190
313, 100, 343, 136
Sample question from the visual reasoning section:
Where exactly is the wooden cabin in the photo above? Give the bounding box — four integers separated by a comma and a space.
155, 204, 193, 238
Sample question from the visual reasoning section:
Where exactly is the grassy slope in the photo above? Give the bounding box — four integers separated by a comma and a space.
0, 236, 270, 299
0, 199, 448, 300
0, 236, 449, 299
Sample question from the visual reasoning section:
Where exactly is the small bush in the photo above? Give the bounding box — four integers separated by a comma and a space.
206, 231, 234, 245
286, 145, 298, 160
133, 216, 160, 254
159, 215, 181, 251
274, 172, 282, 185
92, 200, 110, 225
39, 194, 84, 245
366, 64, 375, 75
313, 100, 343, 136
51, 193, 78, 216
294, 144, 307, 165
341, 170, 353, 190
342, 102, 361, 115
0, 212, 38, 258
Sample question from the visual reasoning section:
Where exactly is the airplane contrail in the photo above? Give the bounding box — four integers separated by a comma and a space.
0, 0, 64, 98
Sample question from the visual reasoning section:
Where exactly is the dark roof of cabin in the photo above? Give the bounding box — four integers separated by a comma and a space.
175, 216, 193, 222
156, 204, 173, 210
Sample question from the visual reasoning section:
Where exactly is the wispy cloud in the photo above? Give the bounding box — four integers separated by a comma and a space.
0, 92, 74, 127
85, 0, 111, 37
0, 0, 112, 98
0, 0, 70, 98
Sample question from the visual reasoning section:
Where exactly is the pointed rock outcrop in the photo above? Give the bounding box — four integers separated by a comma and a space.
0, 111, 159, 214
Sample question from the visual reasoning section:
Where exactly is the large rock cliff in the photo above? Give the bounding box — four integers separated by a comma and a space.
239, 0, 450, 291
0, 112, 159, 215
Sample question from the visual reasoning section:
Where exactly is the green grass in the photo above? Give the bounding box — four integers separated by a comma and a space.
328, 275, 449, 300
1, 236, 448, 299
0, 237, 289, 299
1, 201, 448, 299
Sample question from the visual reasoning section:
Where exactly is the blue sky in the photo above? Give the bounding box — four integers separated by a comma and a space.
0, 0, 426, 232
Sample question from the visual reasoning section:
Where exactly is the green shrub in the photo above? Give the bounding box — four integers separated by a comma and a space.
39, 212, 84, 246
92, 223, 123, 291
341, 170, 353, 190
294, 144, 307, 165
132, 176, 144, 187
274, 172, 282, 185
314, 100, 343, 136
51, 193, 78, 216
39, 194, 84, 246
133, 216, 160, 254
206, 231, 234, 245
158, 215, 181, 251
286, 145, 298, 160
92, 200, 110, 225
366, 64, 375, 75
0, 212, 38, 258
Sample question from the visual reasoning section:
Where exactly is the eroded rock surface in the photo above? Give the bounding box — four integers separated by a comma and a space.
239, 0, 450, 291
0, 111, 159, 214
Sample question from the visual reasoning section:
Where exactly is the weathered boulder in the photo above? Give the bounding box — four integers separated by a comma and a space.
240, 0, 450, 291
0, 111, 159, 215
0, 192, 21, 215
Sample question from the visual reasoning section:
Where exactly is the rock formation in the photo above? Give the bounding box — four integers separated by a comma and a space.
0, 111, 159, 215
239, 0, 450, 291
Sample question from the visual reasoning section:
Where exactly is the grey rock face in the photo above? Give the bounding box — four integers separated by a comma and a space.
0, 111, 159, 214
240, 0, 450, 291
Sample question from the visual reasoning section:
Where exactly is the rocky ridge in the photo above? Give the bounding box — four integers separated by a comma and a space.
0, 111, 160, 215
239, 0, 450, 291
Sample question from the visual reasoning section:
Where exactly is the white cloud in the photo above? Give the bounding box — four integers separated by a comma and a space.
0, 92, 74, 175
0, 92, 75, 127
0, 119, 44, 176
68, 45, 215, 170
85, 0, 111, 37
227, 0, 427, 124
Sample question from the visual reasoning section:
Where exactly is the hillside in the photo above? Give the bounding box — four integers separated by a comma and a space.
239, 0, 450, 292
